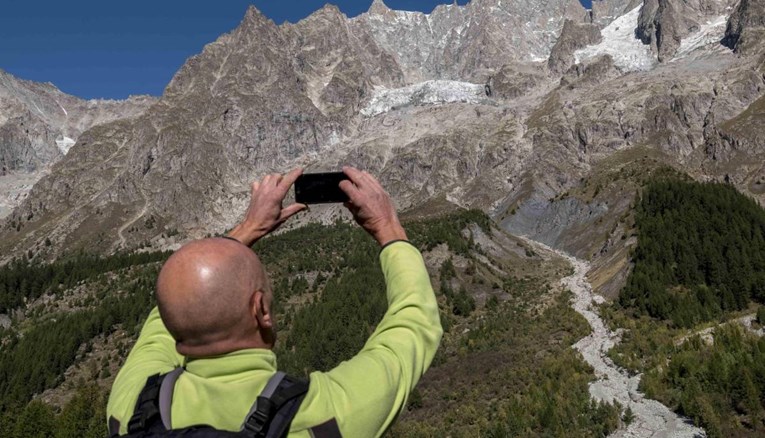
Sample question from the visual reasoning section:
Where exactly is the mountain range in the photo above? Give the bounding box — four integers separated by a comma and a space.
1, 0, 764, 299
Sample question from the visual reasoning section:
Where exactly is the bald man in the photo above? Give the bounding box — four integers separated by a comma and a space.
106, 167, 443, 437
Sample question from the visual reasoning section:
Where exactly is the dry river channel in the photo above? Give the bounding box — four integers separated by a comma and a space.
522, 237, 706, 438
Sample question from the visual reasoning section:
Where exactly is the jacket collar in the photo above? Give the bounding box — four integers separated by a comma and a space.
184, 348, 277, 378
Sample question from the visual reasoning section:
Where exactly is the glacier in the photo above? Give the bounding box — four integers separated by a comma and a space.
574, 6, 656, 72
361, 80, 488, 117
671, 15, 730, 61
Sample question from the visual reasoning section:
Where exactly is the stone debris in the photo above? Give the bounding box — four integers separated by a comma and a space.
521, 236, 706, 438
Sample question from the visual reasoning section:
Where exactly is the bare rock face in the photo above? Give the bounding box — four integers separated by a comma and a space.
723, 0, 765, 55
637, 0, 736, 62
0, 70, 155, 219
706, 91, 765, 161
560, 55, 620, 89
548, 20, 602, 74
590, 0, 643, 27
486, 63, 549, 99
0, 70, 155, 175
636, 0, 693, 62
5, 7, 338, 253
282, 4, 404, 121
354, 0, 586, 82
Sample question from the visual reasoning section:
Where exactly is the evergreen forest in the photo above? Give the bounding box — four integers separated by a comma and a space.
619, 179, 765, 327
611, 178, 765, 436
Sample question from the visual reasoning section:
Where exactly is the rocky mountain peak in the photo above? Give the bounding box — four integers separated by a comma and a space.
230, 5, 284, 44
314, 3, 346, 19
548, 19, 602, 73
353, 0, 587, 83
235, 5, 282, 42
368, 0, 391, 16
242, 5, 272, 25
296, 3, 348, 27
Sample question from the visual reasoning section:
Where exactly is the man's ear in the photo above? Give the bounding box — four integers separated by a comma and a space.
251, 290, 273, 329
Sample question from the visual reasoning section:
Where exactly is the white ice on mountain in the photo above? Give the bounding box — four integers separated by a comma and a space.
671, 15, 730, 61
574, 6, 656, 72
361, 80, 487, 117
55, 136, 76, 155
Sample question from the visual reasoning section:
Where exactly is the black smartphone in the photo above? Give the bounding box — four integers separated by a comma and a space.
294, 172, 350, 204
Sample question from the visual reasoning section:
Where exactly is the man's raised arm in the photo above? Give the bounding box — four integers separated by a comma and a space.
290, 167, 443, 437
227, 168, 307, 247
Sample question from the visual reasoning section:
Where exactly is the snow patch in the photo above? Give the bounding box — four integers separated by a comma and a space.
574, 6, 656, 72
361, 80, 487, 117
30, 100, 46, 118
55, 136, 76, 155
56, 100, 68, 117
671, 15, 729, 60
328, 130, 340, 146
529, 54, 547, 63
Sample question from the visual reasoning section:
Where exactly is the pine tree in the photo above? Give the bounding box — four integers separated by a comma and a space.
13, 401, 55, 438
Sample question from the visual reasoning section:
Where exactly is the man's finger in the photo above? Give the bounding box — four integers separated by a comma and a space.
361, 171, 382, 189
342, 166, 366, 188
251, 180, 261, 195
339, 179, 362, 204
278, 203, 307, 223
278, 168, 303, 193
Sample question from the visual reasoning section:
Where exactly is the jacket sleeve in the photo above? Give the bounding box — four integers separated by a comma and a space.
293, 241, 443, 437
106, 306, 183, 435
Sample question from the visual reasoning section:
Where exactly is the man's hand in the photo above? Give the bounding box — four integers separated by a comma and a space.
227, 168, 307, 247
339, 166, 407, 247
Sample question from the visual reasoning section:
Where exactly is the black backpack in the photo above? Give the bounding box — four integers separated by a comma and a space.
109, 368, 309, 438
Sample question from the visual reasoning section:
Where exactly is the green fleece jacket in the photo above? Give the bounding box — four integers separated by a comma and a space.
107, 241, 442, 437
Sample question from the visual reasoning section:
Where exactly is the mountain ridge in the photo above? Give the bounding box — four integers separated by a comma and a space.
0, 0, 763, 300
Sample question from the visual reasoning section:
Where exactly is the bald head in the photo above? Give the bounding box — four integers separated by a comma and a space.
157, 238, 275, 357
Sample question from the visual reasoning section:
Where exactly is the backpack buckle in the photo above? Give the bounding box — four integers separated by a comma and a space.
127, 411, 147, 433
243, 397, 274, 436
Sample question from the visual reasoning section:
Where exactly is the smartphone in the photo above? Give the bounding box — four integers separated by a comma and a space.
294, 172, 350, 204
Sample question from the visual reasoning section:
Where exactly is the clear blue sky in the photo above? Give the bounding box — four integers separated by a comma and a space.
0, 0, 592, 100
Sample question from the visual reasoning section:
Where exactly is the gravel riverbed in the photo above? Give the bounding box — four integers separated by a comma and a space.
521, 237, 705, 438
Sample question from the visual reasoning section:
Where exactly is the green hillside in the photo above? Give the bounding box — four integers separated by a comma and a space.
610, 178, 765, 436
0, 210, 621, 437
619, 179, 765, 327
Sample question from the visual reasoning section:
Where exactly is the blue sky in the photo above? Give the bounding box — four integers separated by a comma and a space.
0, 0, 592, 100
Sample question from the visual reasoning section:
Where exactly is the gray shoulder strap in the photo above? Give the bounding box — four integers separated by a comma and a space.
159, 367, 185, 429
241, 371, 287, 428
261, 371, 287, 398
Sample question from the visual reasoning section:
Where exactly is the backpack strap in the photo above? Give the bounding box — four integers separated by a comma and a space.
108, 416, 121, 438
241, 372, 309, 438
262, 377, 309, 438
127, 367, 184, 434
159, 367, 185, 429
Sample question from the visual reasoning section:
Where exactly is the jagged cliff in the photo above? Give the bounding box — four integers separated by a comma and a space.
0, 70, 155, 174
0, 70, 155, 218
